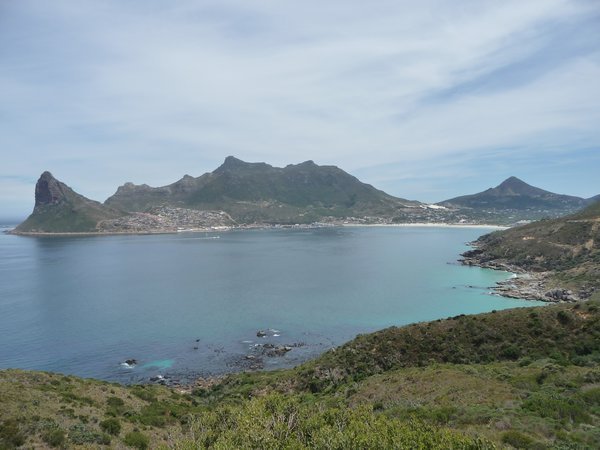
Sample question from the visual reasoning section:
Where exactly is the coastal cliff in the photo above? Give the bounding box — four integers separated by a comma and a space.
461, 200, 600, 302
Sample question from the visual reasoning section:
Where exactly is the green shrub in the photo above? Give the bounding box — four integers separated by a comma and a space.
42, 428, 66, 447
0, 419, 25, 448
501, 430, 536, 448
107, 396, 125, 407
130, 386, 157, 403
171, 394, 490, 449
502, 430, 531, 447
581, 387, 600, 406
100, 417, 121, 436
501, 345, 521, 360
522, 393, 590, 424
123, 431, 150, 449
556, 310, 572, 325
68, 424, 111, 445
518, 357, 532, 367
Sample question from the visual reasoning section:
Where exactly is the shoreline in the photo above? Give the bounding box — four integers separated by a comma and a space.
342, 222, 508, 230
5, 222, 508, 237
460, 243, 579, 303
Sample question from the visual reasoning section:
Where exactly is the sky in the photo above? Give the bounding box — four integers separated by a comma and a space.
1, 0, 599, 219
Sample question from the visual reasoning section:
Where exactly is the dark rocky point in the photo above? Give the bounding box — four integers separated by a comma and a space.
35, 171, 67, 207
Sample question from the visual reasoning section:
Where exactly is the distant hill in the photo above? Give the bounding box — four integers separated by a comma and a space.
440, 176, 587, 214
105, 156, 419, 223
588, 194, 600, 205
14, 172, 125, 233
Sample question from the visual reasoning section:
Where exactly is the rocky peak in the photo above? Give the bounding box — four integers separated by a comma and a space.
175, 174, 196, 185
497, 176, 530, 191
35, 171, 67, 207
213, 156, 270, 174
494, 176, 553, 198
171, 174, 198, 193
115, 182, 154, 194
217, 156, 246, 170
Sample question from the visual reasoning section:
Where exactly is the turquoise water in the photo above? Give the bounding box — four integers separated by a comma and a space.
0, 226, 543, 383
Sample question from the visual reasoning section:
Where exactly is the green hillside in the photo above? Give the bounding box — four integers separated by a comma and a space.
2, 302, 599, 449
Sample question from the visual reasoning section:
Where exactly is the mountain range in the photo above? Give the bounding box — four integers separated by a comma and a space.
104, 156, 418, 223
11, 157, 598, 233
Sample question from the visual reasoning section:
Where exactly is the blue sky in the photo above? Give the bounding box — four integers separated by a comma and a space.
1, 0, 599, 219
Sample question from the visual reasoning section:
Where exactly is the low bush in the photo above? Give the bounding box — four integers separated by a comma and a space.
130, 386, 157, 403
0, 419, 25, 448
42, 428, 66, 447
172, 394, 491, 449
106, 396, 125, 407
522, 392, 590, 424
123, 431, 150, 449
100, 417, 121, 436
68, 424, 111, 445
501, 430, 539, 449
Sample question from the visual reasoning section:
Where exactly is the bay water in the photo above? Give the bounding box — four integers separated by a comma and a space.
0, 225, 543, 383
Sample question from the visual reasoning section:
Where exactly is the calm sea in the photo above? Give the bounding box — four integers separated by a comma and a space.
0, 225, 543, 383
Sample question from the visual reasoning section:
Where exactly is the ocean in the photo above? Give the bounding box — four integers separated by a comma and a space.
0, 225, 544, 383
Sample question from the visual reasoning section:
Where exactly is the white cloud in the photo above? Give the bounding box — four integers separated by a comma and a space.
0, 0, 598, 214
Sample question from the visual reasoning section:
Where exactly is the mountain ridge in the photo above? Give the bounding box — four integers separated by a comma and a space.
14, 158, 423, 233
104, 156, 419, 224
12, 162, 595, 233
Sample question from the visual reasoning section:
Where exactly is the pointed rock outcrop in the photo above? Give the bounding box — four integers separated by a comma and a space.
34, 171, 68, 207
14, 172, 125, 233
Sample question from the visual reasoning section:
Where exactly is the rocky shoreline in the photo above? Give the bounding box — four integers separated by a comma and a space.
116, 328, 325, 390
460, 245, 593, 303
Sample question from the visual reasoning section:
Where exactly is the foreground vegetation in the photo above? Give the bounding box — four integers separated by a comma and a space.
1, 301, 599, 449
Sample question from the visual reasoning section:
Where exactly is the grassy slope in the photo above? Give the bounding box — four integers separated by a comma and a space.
0, 372, 489, 449
15, 202, 124, 233
2, 302, 600, 449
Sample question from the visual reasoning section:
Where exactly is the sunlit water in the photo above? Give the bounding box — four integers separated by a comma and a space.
0, 225, 543, 383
